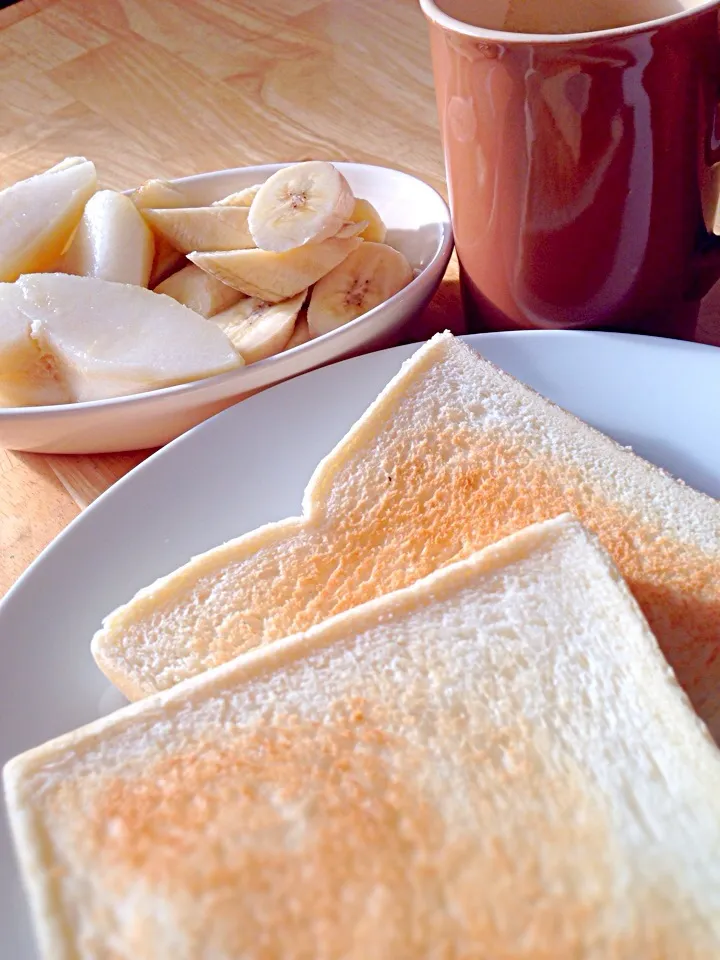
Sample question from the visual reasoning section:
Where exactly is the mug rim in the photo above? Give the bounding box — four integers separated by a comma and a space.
419, 0, 720, 43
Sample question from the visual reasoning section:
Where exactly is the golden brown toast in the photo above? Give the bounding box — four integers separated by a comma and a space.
8, 517, 720, 957
92, 333, 720, 739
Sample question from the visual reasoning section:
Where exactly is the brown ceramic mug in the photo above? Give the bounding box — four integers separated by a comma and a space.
420, 0, 720, 337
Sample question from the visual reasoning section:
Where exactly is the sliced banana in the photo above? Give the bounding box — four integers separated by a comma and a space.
351, 198, 387, 243
307, 241, 412, 337
142, 206, 254, 254
248, 161, 355, 253
129, 178, 191, 210
334, 220, 368, 239
130, 179, 191, 286
284, 315, 311, 350
154, 264, 243, 317
189, 235, 362, 303
149, 244, 186, 288
214, 184, 262, 207
212, 291, 305, 363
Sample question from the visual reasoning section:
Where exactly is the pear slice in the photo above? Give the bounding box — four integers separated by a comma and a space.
284, 315, 311, 350
18, 274, 243, 402
188, 236, 363, 303
155, 264, 243, 317
213, 184, 262, 207
130, 179, 192, 286
55, 190, 155, 287
0, 158, 97, 282
0, 284, 71, 407
212, 290, 306, 364
45, 157, 90, 174
142, 206, 255, 254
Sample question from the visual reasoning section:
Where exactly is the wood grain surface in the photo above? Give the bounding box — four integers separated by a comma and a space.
0, 0, 718, 597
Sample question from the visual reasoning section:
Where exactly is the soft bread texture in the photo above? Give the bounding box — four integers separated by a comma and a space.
92, 333, 720, 736
8, 517, 720, 958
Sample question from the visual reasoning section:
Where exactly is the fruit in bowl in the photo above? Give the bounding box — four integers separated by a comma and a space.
0, 158, 414, 407
0, 161, 452, 453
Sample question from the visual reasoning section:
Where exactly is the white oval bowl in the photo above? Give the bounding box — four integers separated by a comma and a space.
0, 163, 453, 453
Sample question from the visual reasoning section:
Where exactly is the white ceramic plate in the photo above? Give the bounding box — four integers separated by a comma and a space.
0, 163, 452, 454
2, 331, 719, 957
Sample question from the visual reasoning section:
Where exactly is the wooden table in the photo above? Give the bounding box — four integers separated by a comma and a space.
0, 0, 718, 598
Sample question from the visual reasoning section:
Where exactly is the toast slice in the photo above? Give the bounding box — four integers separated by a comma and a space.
7, 516, 720, 958
92, 333, 720, 737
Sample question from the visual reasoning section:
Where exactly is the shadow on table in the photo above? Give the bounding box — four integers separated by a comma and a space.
408, 262, 465, 344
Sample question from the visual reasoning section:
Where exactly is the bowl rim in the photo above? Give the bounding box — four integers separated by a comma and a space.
0, 161, 453, 420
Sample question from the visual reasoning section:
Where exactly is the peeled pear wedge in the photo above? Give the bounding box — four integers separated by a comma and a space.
284, 315, 311, 350
212, 290, 306, 364
55, 190, 155, 286
142, 206, 255, 254
155, 263, 243, 317
18, 274, 243, 402
0, 284, 71, 407
45, 157, 90, 174
189, 236, 363, 303
214, 184, 261, 207
350, 198, 387, 242
0, 158, 97, 282
308, 241, 412, 337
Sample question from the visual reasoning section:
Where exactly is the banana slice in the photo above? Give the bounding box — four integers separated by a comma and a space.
351, 198, 387, 243
189, 235, 362, 303
212, 291, 306, 363
149, 245, 186, 288
334, 220, 368, 239
130, 179, 190, 286
307, 241, 413, 337
284, 315, 311, 350
142, 206, 254, 254
129, 179, 191, 210
214, 184, 261, 207
248, 161, 355, 252
154, 264, 243, 317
